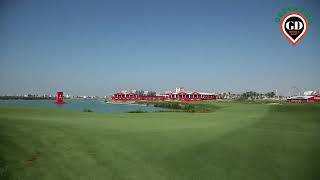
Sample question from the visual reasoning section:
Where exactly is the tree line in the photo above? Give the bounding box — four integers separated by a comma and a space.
135, 90, 157, 97
240, 91, 276, 100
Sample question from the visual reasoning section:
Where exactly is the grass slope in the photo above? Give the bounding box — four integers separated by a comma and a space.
0, 103, 320, 180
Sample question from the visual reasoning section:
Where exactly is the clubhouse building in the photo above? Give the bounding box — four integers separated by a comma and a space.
112, 87, 216, 102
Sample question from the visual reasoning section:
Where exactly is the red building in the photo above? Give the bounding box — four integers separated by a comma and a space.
55, 92, 64, 104
164, 91, 216, 101
112, 87, 216, 102
287, 95, 320, 103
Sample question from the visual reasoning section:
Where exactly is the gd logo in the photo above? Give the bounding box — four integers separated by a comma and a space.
280, 12, 308, 45
275, 7, 312, 45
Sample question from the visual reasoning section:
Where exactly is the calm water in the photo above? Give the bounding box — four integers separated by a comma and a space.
0, 99, 164, 113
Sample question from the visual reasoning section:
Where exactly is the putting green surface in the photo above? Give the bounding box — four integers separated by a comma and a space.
0, 103, 320, 180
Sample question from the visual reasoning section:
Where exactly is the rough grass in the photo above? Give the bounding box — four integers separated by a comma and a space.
0, 103, 319, 180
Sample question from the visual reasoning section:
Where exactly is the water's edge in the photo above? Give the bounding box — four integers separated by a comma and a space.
0, 99, 164, 113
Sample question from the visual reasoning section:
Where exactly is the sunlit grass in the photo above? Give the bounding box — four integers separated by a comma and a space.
0, 103, 319, 180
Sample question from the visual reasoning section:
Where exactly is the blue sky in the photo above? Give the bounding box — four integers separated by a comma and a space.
0, 0, 319, 96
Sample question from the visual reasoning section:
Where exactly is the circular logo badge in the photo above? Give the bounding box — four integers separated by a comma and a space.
280, 12, 308, 45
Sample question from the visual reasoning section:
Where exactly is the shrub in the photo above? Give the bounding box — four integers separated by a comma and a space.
83, 108, 94, 112
127, 110, 147, 113
136, 101, 219, 113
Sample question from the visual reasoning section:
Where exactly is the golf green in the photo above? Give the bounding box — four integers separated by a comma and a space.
0, 103, 319, 180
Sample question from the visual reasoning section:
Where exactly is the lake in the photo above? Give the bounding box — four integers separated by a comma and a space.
0, 99, 164, 113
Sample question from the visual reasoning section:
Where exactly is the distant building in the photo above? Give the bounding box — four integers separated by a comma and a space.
112, 87, 216, 102
175, 87, 185, 93
303, 91, 318, 96
287, 95, 320, 103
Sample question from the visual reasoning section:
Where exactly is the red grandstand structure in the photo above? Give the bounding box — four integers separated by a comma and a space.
112, 87, 216, 102
287, 95, 320, 103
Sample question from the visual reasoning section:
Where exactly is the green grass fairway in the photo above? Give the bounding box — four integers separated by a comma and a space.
1, 103, 320, 180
